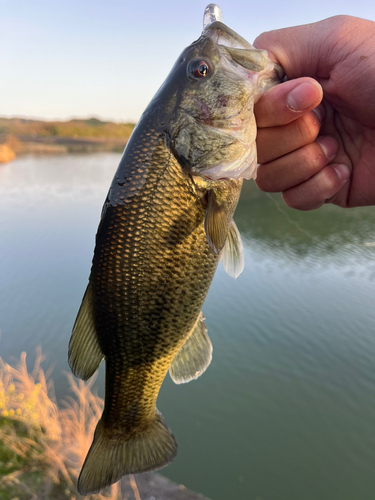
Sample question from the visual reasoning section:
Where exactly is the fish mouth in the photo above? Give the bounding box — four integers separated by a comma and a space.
202, 20, 254, 50
203, 20, 284, 81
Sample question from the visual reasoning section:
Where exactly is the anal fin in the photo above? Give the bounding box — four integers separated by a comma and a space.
169, 312, 212, 384
220, 219, 244, 279
68, 283, 104, 380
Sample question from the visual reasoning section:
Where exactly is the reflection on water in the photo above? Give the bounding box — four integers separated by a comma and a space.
1, 154, 375, 500
237, 180, 375, 265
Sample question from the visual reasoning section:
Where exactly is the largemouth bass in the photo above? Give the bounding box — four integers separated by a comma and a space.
69, 4, 283, 495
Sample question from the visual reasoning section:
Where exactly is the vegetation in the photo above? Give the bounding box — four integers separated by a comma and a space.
0, 349, 137, 500
0, 117, 135, 140
0, 117, 136, 160
0, 145, 16, 164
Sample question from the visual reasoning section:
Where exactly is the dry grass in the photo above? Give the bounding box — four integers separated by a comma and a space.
0, 348, 125, 499
0, 117, 135, 140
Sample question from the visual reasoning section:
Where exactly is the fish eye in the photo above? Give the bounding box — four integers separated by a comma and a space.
191, 60, 210, 79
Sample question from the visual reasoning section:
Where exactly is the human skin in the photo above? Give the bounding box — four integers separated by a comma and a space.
253, 15, 375, 210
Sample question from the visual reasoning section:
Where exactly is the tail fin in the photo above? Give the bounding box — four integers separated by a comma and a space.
77, 412, 177, 496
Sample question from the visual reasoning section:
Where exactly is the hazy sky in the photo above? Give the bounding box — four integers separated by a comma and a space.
1, 0, 375, 122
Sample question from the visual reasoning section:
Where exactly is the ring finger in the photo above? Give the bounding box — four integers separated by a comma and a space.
256, 136, 338, 192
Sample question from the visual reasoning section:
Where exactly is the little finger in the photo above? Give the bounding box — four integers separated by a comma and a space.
282, 163, 351, 210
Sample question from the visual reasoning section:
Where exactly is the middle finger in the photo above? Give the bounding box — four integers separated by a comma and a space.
256, 111, 321, 164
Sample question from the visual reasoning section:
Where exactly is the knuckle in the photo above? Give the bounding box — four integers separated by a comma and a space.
253, 32, 271, 48
302, 143, 326, 172
321, 166, 341, 194
296, 113, 320, 143
331, 15, 353, 27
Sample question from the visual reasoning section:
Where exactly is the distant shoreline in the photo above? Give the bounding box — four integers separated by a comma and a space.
0, 116, 135, 163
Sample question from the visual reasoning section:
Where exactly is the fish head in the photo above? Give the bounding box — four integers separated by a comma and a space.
152, 11, 284, 181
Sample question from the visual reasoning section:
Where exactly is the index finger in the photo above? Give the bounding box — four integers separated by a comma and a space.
255, 77, 323, 128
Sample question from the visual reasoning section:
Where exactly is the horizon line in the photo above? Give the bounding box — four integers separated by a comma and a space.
0, 114, 138, 124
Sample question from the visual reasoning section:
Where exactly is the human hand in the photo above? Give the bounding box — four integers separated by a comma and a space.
253, 15, 375, 209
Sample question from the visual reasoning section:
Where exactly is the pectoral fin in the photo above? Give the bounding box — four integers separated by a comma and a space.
204, 190, 229, 254
68, 284, 104, 380
220, 219, 244, 279
169, 312, 212, 384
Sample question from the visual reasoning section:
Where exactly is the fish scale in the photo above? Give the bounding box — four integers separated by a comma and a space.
69, 4, 282, 494
89, 116, 236, 430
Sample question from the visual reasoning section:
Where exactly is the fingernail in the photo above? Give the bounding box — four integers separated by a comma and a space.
287, 81, 321, 111
312, 104, 325, 123
332, 164, 351, 181
317, 136, 338, 160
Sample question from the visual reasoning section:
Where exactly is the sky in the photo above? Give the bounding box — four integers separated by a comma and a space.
1, 0, 375, 123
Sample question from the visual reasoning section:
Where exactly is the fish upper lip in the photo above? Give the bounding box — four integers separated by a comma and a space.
202, 20, 254, 50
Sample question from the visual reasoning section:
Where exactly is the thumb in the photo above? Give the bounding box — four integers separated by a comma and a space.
255, 16, 375, 128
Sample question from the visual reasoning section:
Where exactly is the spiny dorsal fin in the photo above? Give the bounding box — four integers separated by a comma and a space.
68, 283, 104, 380
169, 312, 212, 384
220, 219, 244, 279
204, 190, 229, 254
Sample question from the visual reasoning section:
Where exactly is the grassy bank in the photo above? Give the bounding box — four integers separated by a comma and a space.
0, 349, 124, 499
0, 351, 211, 500
0, 117, 135, 140
0, 117, 136, 161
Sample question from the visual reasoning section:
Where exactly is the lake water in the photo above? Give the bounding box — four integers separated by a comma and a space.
1, 153, 375, 500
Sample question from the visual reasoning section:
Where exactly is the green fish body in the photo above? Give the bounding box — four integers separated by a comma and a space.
69, 6, 283, 495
